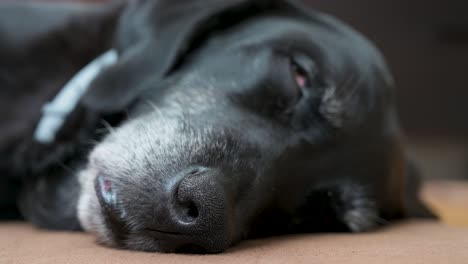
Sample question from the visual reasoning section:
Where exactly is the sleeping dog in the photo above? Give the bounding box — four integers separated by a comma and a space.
0, 0, 435, 253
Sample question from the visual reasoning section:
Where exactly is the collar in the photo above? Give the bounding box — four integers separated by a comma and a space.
34, 50, 118, 144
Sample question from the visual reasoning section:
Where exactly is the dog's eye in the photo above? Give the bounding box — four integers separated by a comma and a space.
290, 55, 317, 99
289, 54, 321, 98
292, 61, 309, 92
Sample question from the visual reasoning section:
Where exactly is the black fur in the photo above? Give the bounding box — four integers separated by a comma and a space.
0, 0, 435, 253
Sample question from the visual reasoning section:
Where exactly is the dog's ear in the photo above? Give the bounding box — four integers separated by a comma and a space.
402, 158, 438, 219
82, 0, 291, 113
385, 139, 438, 219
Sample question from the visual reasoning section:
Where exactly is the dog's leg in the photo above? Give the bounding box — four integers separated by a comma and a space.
403, 160, 438, 219
18, 169, 82, 231
290, 181, 382, 233
324, 182, 381, 232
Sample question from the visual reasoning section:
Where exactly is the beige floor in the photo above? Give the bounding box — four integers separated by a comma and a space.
422, 181, 468, 227
1, 221, 468, 264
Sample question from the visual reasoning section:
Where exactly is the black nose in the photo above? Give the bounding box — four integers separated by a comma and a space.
150, 167, 232, 253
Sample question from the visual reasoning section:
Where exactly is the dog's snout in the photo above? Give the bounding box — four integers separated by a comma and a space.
94, 167, 233, 253
154, 167, 232, 253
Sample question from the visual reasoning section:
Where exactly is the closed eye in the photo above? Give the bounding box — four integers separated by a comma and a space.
283, 53, 327, 122
289, 53, 322, 99
291, 60, 308, 96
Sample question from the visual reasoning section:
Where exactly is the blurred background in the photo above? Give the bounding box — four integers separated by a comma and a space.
306, 0, 468, 180
2, 0, 467, 181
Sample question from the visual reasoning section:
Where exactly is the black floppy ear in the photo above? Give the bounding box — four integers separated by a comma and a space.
402, 158, 438, 219
386, 142, 438, 219
82, 0, 288, 113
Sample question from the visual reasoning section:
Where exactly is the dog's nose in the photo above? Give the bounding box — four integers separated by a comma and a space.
153, 167, 232, 253
96, 167, 232, 253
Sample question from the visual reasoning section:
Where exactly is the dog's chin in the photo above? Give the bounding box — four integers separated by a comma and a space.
76, 166, 117, 247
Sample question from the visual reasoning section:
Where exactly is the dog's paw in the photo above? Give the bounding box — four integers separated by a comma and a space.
287, 181, 383, 233
329, 182, 382, 232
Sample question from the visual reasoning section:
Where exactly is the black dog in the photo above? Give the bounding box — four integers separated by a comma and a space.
0, 0, 434, 253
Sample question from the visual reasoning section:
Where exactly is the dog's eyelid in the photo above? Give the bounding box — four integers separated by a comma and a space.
290, 53, 319, 80
289, 54, 319, 97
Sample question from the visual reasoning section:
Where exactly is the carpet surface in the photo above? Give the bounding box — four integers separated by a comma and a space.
1, 221, 468, 264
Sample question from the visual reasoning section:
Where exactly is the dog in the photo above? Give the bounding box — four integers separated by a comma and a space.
0, 0, 435, 253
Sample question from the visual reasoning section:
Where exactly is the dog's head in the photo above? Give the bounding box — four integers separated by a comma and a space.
77, 0, 403, 253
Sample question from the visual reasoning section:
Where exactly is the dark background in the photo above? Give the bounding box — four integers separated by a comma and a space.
2, 0, 467, 179
304, 0, 468, 180
306, 0, 468, 138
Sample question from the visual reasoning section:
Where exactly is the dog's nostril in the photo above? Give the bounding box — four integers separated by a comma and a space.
186, 202, 199, 219
178, 201, 199, 223
175, 167, 206, 222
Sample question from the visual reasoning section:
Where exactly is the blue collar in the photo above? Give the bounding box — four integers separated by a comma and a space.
34, 50, 118, 144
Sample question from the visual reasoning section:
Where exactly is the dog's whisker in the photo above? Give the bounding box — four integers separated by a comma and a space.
57, 162, 77, 175
144, 100, 164, 116
375, 216, 390, 225
336, 74, 358, 97
84, 139, 101, 146
100, 120, 116, 134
